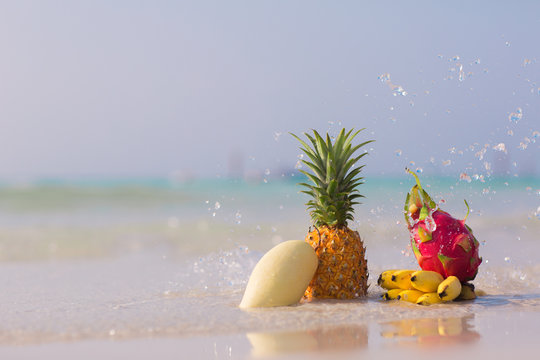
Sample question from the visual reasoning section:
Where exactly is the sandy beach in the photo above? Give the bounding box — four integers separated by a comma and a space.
2, 252, 540, 359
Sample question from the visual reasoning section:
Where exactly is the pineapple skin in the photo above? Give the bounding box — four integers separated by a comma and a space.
304, 226, 368, 300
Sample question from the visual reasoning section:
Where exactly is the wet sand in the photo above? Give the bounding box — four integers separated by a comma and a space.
1, 253, 539, 359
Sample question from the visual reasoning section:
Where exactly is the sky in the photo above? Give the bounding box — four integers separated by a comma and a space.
0, 1, 539, 180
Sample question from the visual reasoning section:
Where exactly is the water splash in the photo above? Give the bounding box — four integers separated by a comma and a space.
424, 210, 437, 232
378, 73, 407, 96
508, 108, 523, 123
475, 146, 488, 160
460, 173, 472, 183
492, 143, 507, 153
518, 137, 531, 150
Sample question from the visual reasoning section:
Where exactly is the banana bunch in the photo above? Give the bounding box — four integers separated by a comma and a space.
377, 269, 480, 305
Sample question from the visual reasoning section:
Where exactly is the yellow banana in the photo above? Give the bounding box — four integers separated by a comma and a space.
397, 289, 424, 303
416, 292, 442, 305
457, 283, 476, 300
410, 270, 444, 293
377, 270, 400, 290
382, 288, 403, 300
391, 270, 415, 290
437, 276, 462, 302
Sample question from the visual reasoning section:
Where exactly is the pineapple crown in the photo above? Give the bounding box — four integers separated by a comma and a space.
404, 168, 470, 227
291, 128, 373, 228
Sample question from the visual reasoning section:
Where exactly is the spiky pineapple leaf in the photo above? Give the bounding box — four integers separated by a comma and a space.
291, 128, 373, 227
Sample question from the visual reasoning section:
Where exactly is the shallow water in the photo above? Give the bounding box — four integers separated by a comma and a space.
0, 177, 539, 358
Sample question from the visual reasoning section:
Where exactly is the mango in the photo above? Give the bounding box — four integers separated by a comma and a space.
239, 240, 318, 308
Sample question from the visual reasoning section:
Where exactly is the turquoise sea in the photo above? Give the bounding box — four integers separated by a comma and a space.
0, 175, 539, 358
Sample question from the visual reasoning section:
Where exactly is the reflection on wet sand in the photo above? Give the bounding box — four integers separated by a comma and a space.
247, 324, 368, 357
380, 315, 480, 348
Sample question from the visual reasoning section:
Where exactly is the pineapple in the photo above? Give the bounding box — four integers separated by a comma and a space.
291, 128, 373, 299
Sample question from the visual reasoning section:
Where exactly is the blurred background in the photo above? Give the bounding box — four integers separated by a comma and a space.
0, 0, 538, 262
0, 0, 538, 181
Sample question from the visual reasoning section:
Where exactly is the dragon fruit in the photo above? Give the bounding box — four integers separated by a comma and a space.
404, 170, 482, 282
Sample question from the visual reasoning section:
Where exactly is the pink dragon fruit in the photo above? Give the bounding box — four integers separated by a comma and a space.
404, 170, 482, 282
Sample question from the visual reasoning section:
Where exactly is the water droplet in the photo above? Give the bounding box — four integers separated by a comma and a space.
273, 132, 282, 142
437, 54, 444, 59
509, 108, 523, 123
424, 213, 437, 232
458, 64, 465, 82
449, 147, 456, 154
459, 173, 472, 183
378, 73, 391, 82
392, 85, 407, 96
443, 160, 452, 166
474, 58, 481, 65
505, 41, 510, 47
214, 201, 221, 210
264, 169, 271, 176
395, 149, 402, 157
235, 211, 242, 224
518, 137, 531, 150
492, 143, 507, 153
450, 55, 460, 62
475, 147, 487, 160
531, 131, 539, 141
